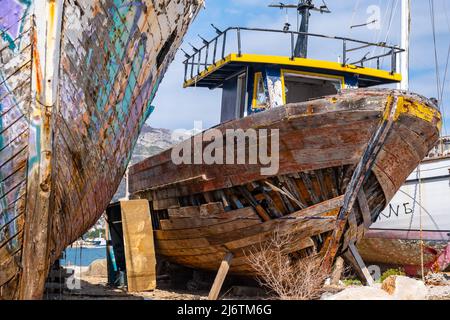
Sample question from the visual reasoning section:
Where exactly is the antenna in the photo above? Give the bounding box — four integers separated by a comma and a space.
269, 1, 331, 58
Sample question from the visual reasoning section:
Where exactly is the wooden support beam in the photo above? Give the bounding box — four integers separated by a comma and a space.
120, 200, 156, 293
208, 252, 233, 300
357, 190, 372, 229
343, 242, 374, 287
330, 256, 345, 286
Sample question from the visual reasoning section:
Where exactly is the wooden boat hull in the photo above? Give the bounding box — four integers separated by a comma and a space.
0, 0, 203, 299
129, 89, 441, 275
358, 229, 450, 276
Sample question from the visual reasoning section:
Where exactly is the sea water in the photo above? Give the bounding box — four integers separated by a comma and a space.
60, 247, 106, 267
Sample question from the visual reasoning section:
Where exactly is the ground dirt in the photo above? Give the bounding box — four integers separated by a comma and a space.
45, 268, 450, 300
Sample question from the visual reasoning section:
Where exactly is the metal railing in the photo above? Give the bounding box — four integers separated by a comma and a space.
182, 27, 404, 82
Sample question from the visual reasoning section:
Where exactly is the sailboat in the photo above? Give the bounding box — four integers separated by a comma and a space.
358, 0, 450, 275
127, 1, 441, 283
0, 0, 204, 299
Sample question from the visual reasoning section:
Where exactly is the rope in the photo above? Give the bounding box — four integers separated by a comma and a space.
417, 164, 425, 280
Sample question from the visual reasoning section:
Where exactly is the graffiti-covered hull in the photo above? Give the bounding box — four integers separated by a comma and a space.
0, 0, 203, 299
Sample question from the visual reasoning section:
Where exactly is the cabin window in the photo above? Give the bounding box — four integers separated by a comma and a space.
283, 71, 343, 104
252, 72, 269, 110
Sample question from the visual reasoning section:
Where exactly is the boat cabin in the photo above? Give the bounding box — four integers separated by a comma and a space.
182, 27, 403, 123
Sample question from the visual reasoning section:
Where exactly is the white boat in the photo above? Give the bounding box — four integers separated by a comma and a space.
359, 137, 450, 274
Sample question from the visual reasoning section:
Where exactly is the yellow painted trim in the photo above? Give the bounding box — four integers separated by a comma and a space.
281, 69, 346, 104
281, 70, 286, 105
395, 97, 442, 131
184, 53, 402, 88
252, 72, 263, 109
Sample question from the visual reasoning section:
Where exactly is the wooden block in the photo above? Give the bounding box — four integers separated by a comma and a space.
120, 200, 156, 293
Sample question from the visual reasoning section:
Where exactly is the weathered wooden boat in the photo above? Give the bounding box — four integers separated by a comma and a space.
129, 89, 441, 276
358, 137, 450, 275
0, 0, 204, 299
128, 2, 442, 283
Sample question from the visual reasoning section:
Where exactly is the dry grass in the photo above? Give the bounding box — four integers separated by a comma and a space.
246, 231, 329, 300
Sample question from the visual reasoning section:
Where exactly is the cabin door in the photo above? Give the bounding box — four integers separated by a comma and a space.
220, 72, 247, 123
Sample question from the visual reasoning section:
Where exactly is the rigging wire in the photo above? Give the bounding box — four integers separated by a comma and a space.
417, 164, 425, 281
439, 0, 450, 135
383, 0, 399, 44
379, 0, 400, 66
370, 0, 394, 67
429, 0, 441, 103
347, 0, 361, 37
439, 44, 450, 136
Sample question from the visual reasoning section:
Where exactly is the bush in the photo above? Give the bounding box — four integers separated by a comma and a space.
342, 279, 362, 286
379, 268, 406, 283
246, 231, 329, 300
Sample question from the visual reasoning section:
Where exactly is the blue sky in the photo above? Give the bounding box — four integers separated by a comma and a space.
149, 0, 450, 135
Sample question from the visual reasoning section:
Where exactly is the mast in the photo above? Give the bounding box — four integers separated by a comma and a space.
398, 0, 410, 91
269, 1, 330, 58
295, 0, 314, 58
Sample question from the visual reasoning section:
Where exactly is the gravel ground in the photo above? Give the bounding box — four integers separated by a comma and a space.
46, 268, 450, 300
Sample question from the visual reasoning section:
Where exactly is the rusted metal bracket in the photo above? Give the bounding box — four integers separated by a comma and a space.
323, 95, 399, 270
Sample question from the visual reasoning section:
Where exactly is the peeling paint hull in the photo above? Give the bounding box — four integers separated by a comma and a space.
129, 89, 441, 276
0, 0, 203, 299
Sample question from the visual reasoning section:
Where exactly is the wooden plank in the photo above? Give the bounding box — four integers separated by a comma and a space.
120, 200, 156, 292
208, 252, 233, 300
345, 242, 374, 287
200, 202, 224, 216
238, 186, 271, 221
155, 209, 260, 240
357, 190, 372, 228
168, 206, 201, 218
159, 207, 259, 230
153, 198, 179, 210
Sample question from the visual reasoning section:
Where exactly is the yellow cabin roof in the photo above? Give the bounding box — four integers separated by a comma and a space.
184, 53, 402, 89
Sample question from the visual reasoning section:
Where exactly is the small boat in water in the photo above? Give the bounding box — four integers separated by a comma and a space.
0, 0, 204, 299
128, 2, 441, 280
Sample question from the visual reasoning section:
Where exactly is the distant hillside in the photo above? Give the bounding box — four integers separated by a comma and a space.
112, 123, 174, 201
